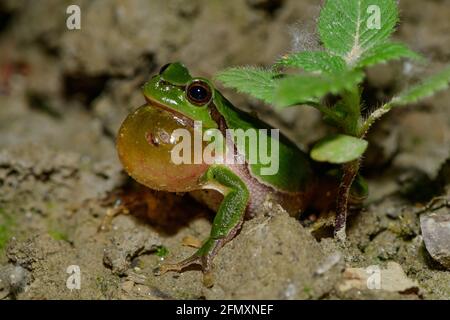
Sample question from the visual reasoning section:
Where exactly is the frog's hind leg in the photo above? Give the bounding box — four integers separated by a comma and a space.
157, 165, 249, 285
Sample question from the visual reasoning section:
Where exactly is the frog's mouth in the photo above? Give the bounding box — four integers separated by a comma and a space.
144, 95, 195, 128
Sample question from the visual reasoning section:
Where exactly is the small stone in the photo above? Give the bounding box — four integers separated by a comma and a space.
314, 252, 342, 276
0, 264, 30, 299
339, 262, 419, 294
103, 228, 161, 275
420, 211, 450, 268
121, 281, 134, 293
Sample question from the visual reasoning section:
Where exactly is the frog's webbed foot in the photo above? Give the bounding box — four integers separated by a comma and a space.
155, 239, 222, 287
157, 255, 213, 286
157, 256, 205, 274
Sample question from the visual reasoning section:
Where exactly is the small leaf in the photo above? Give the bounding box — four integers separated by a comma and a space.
311, 134, 368, 164
318, 0, 399, 64
275, 70, 364, 107
357, 42, 423, 68
160, 62, 192, 85
392, 66, 450, 106
277, 51, 346, 74
215, 67, 278, 104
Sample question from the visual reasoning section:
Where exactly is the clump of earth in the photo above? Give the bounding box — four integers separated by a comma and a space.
0, 0, 449, 300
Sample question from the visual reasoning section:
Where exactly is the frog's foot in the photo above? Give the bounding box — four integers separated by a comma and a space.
157, 238, 220, 273
157, 254, 212, 278
156, 239, 223, 287
98, 201, 130, 232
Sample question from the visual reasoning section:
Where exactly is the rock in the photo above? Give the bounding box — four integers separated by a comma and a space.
420, 211, 450, 269
364, 231, 400, 261
339, 262, 420, 294
103, 228, 162, 275
314, 252, 342, 276
204, 206, 341, 299
0, 264, 30, 299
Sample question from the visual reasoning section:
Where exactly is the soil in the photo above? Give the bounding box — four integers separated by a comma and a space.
0, 0, 449, 300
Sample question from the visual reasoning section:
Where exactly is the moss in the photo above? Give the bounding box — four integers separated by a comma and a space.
303, 286, 315, 299
46, 209, 70, 243
48, 230, 69, 242
155, 245, 169, 258
0, 208, 16, 254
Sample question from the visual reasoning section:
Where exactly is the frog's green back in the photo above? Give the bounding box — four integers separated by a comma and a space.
213, 92, 313, 192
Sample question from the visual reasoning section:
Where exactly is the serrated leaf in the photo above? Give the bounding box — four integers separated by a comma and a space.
357, 42, 422, 68
277, 51, 347, 74
215, 67, 278, 104
311, 134, 368, 164
392, 66, 450, 106
318, 0, 398, 65
274, 70, 364, 107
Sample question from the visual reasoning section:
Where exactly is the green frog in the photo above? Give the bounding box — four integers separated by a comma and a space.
117, 62, 364, 280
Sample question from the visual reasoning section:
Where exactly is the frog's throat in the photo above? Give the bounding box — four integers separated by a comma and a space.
144, 95, 195, 128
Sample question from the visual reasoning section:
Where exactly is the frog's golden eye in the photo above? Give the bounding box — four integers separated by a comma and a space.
186, 80, 212, 106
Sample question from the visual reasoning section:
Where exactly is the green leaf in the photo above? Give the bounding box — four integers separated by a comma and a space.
274, 70, 364, 107
391, 66, 450, 106
160, 62, 192, 85
310, 134, 368, 164
277, 51, 347, 74
357, 42, 422, 68
318, 0, 398, 64
215, 67, 278, 104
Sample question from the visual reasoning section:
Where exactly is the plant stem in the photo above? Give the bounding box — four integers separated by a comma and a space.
342, 88, 361, 135
334, 156, 360, 242
333, 87, 362, 242
359, 103, 391, 137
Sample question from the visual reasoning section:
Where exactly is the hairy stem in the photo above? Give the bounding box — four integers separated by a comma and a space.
334, 158, 360, 242
359, 103, 391, 137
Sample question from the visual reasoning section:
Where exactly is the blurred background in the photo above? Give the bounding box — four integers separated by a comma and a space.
0, 0, 449, 300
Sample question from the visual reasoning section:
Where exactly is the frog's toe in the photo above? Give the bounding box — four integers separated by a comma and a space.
97, 205, 129, 232
155, 254, 209, 275
155, 254, 214, 287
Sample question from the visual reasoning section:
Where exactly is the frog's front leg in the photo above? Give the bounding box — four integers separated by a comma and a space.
157, 165, 249, 280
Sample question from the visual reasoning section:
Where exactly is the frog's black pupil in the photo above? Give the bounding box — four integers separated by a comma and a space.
190, 85, 208, 101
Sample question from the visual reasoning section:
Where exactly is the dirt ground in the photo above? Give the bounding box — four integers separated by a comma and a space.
0, 0, 449, 300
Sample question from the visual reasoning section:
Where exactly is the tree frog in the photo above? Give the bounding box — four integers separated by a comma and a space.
117, 62, 363, 279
